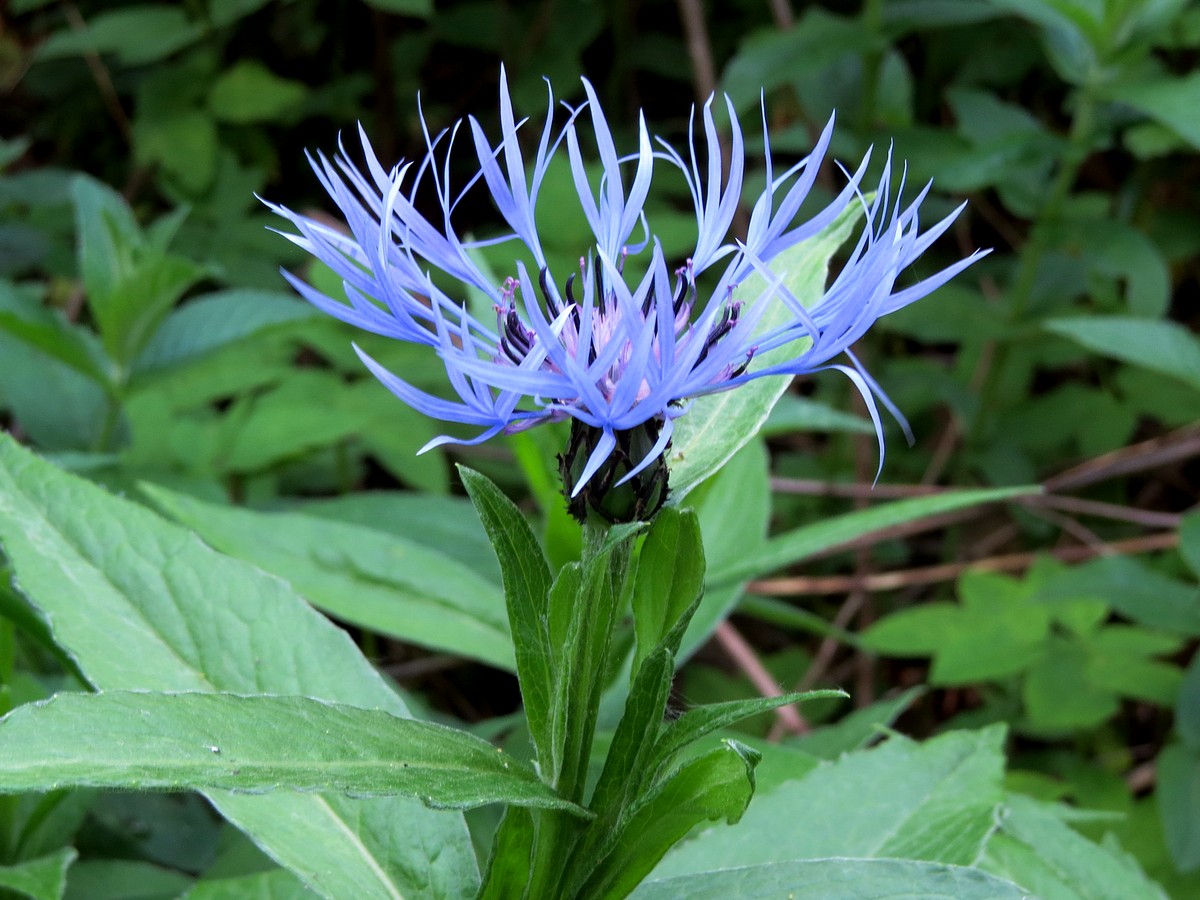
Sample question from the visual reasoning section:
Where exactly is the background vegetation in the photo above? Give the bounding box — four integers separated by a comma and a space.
0, 0, 1197, 896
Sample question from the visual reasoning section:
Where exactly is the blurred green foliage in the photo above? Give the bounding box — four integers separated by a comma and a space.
0, 0, 1198, 896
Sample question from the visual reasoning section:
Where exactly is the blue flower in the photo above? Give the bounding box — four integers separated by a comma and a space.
266, 69, 985, 509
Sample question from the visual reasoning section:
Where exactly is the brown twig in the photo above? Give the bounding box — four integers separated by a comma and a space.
675, 0, 717, 101
749, 532, 1180, 596
767, 0, 795, 29
1044, 424, 1200, 493
62, 3, 132, 144
714, 621, 810, 736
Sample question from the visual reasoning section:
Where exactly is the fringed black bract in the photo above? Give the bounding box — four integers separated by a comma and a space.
559, 419, 669, 524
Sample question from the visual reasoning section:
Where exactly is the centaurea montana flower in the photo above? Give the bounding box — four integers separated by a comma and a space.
266, 69, 985, 521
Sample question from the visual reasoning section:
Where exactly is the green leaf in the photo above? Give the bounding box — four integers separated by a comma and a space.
1023, 638, 1119, 733
652, 725, 1006, 876
0, 692, 582, 813
631, 508, 705, 671
184, 867, 313, 899
984, 795, 1167, 899
0, 329, 111, 451
35, 6, 203, 65
0, 282, 111, 385
0, 436, 478, 899
362, 0, 433, 17
1045, 555, 1200, 637
575, 741, 761, 899
141, 484, 514, 670
667, 200, 866, 502
1178, 654, 1200, 749
476, 807, 535, 900
790, 687, 925, 759
133, 109, 218, 195
863, 587, 1051, 686
296, 491, 499, 581
1183, 512, 1200, 581
1045, 316, 1200, 391
209, 62, 307, 124
711, 486, 1038, 584
71, 176, 206, 369
680, 438, 771, 660
458, 467, 556, 768
61, 859, 193, 900
548, 526, 638, 798
133, 290, 320, 376
1107, 72, 1200, 150
761, 394, 874, 435
0, 847, 76, 900
632, 858, 1029, 899
1158, 743, 1200, 873
655, 691, 846, 769
70, 175, 141, 307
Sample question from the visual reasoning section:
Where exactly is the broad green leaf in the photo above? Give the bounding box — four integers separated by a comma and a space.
630, 508, 705, 671
184, 867, 313, 899
0, 692, 582, 813
632, 858, 1029, 899
760, 394, 874, 435
667, 200, 866, 502
0, 436, 478, 899
1023, 638, 1119, 733
1045, 316, 1200, 392
209, 62, 307, 124
1043, 555, 1200, 637
297, 491, 499, 582
1158, 743, 1200, 873
133, 291, 320, 376
863, 595, 1050, 686
63, 859, 193, 900
575, 741, 761, 899
984, 795, 1167, 899
34, 5, 203, 65
652, 725, 1006, 876
459, 467, 556, 769
0, 847, 75, 900
142, 484, 514, 670
1107, 72, 1200, 150
711, 485, 1038, 585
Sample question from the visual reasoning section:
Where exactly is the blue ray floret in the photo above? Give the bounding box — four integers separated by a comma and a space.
265, 69, 986, 517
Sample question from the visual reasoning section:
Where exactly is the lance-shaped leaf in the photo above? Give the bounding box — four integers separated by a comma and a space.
574, 740, 762, 899
0, 435, 478, 900
630, 507, 705, 672
459, 466, 556, 769
710, 485, 1039, 584
0, 692, 585, 814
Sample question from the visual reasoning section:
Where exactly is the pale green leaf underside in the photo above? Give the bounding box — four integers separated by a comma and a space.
667, 200, 868, 501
